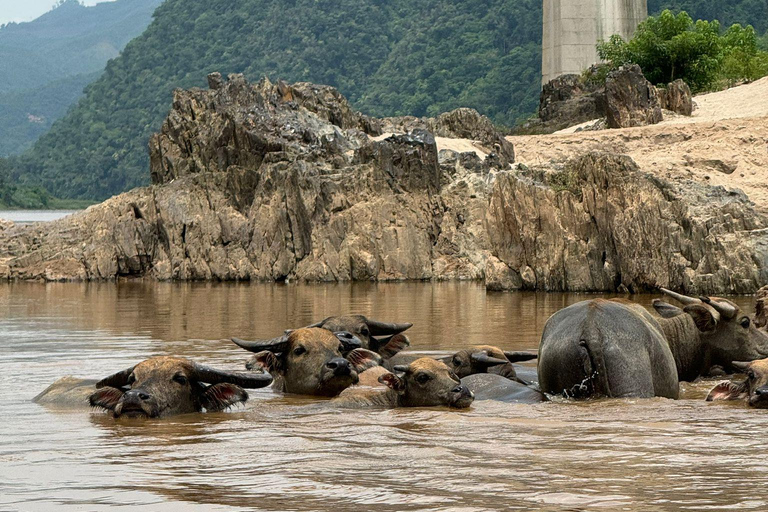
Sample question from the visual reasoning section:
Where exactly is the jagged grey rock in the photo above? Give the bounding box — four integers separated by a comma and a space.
605, 64, 663, 128
1, 75, 765, 294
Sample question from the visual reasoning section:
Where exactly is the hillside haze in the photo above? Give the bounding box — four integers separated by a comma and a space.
0, 0, 162, 156
8, 0, 768, 200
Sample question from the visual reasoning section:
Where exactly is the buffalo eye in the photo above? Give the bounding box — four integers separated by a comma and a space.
293, 346, 306, 356
173, 374, 188, 385
740, 317, 750, 329
127, 373, 136, 385
452, 356, 462, 367
416, 373, 431, 384
748, 370, 756, 380
360, 327, 369, 337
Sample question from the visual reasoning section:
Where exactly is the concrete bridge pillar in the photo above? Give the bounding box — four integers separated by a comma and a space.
542, 0, 647, 84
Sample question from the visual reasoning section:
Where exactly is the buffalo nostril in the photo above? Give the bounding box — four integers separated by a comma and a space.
452, 386, 463, 393
756, 388, 768, 396
138, 392, 150, 401
327, 361, 338, 370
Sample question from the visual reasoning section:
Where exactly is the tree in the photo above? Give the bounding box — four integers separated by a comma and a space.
598, 10, 768, 92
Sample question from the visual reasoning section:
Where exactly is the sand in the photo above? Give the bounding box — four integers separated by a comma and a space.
511, 77, 768, 209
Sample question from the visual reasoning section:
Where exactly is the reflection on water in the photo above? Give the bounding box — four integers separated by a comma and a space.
1, 281, 765, 511
0, 209, 81, 223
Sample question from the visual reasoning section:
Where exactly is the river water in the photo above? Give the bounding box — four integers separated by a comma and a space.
0, 210, 80, 224
0, 281, 765, 511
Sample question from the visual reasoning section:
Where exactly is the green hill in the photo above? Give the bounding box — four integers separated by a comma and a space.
0, 0, 162, 157
8, 0, 768, 201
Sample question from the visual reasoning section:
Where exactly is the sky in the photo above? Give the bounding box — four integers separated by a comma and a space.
0, 0, 114, 25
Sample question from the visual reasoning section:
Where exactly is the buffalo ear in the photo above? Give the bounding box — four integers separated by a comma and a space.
653, 299, 684, 319
200, 383, 248, 412
245, 351, 281, 373
684, 304, 718, 333
376, 334, 410, 359
706, 380, 748, 402
89, 387, 123, 411
378, 372, 406, 394
347, 348, 383, 373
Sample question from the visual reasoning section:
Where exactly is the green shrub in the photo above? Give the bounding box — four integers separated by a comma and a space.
597, 10, 768, 92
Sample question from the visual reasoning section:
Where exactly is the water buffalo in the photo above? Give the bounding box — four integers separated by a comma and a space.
439, 345, 538, 384
307, 315, 412, 355
35, 356, 273, 418
333, 358, 474, 408
706, 358, 768, 408
461, 373, 547, 403
651, 288, 768, 380
538, 298, 680, 399
231, 327, 364, 396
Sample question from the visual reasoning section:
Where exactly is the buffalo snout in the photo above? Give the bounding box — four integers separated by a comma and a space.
750, 387, 768, 408
450, 383, 474, 408
326, 357, 353, 376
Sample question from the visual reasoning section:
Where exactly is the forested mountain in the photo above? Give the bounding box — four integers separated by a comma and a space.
0, 0, 162, 156
7, 0, 768, 201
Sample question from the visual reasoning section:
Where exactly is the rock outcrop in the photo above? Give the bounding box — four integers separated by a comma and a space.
1, 75, 765, 294
657, 79, 693, 116
605, 64, 663, 128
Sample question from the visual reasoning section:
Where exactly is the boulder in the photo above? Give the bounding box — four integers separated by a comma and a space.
756, 285, 768, 330
604, 64, 663, 128
657, 79, 693, 116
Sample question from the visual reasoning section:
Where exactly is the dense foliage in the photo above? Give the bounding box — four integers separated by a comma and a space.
598, 10, 768, 91
0, 0, 160, 157
8, 0, 768, 201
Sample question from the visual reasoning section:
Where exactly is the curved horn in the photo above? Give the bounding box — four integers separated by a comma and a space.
306, 317, 332, 328
95, 365, 136, 389
365, 319, 413, 335
470, 352, 509, 366
731, 361, 752, 372
230, 335, 289, 353
192, 364, 273, 388
392, 365, 409, 373
660, 288, 701, 306
503, 351, 539, 363
700, 297, 738, 320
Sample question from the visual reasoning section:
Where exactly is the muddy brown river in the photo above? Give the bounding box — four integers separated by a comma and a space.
1, 282, 765, 511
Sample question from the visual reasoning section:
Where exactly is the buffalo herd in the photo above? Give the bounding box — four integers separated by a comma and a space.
33, 291, 768, 418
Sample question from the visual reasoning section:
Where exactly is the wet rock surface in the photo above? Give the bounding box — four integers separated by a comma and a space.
1, 75, 765, 293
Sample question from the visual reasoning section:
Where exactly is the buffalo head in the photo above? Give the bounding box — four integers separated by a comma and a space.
232, 327, 363, 396
378, 358, 474, 408
707, 358, 768, 408
654, 288, 768, 371
88, 356, 272, 418
440, 345, 537, 382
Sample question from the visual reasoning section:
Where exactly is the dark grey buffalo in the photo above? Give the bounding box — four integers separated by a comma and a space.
538, 298, 680, 399
439, 345, 538, 384
651, 289, 768, 380
34, 356, 272, 418
461, 373, 547, 403
231, 327, 364, 396
706, 358, 768, 408
250, 315, 411, 358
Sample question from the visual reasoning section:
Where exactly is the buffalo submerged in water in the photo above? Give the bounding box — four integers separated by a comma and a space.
34, 356, 273, 418
538, 289, 768, 399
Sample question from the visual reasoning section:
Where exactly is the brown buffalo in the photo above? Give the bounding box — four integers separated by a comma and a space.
231, 327, 363, 396
87, 356, 272, 418
706, 358, 768, 408
333, 358, 474, 408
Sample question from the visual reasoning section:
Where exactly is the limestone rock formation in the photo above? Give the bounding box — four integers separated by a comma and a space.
657, 79, 693, 116
605, 64, 663, 128
1, 74, 765, 294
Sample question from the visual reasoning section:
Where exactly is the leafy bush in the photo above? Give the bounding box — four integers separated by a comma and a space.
598, 10, 768, 92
